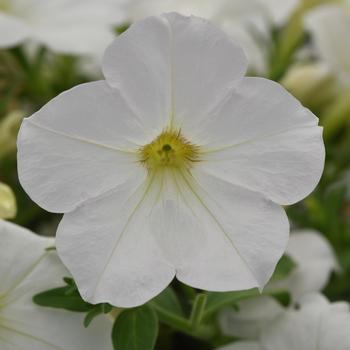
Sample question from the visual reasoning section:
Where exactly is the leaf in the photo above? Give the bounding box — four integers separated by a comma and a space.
151, 287, 184, 316
149, 287, 191, 333
112, 305, 158, 350
84, 303, 113, 328
33, 286, 93, 312
33, 278, 93, 312
270, 255, 296, 282
269, 290, 291, 307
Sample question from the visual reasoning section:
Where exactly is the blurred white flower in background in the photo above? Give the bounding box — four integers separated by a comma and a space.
305, 1, 350, 86
259, 0, 299, 24
219, 296, 284, 339
0, 182, 16, 219
17, 14, 324, 308
219, 230, 339, 339
0, 0, 125, 57
270, 229, 339, 301
218, 294, 350, 350
0, 220, 113, 350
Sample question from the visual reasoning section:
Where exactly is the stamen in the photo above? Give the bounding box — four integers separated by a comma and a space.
139, 129, 200, 170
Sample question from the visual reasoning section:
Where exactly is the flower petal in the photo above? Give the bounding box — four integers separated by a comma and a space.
17, 81, 146, 213
0, 220, 113, 350
56, 173, 175, 307
261, 294, 350, 350
102, 15, 173, 132
195, 78, 324, 205
152, 169, 289, 291
0, 13, 28, 48
0, 220, 52, 296
163, 13, 247, 128
103, 13, 247, 132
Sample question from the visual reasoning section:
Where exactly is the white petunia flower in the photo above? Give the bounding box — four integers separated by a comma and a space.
271, 229, 339, 300
0, 0, 125, 57
0, 183, 16, 219
218, 294, 350, 350
219, 296, 284, 339
305, 2, 350, 86
0, 220, 113, 350
125, 0, 272, 74
17, 13, 325, 307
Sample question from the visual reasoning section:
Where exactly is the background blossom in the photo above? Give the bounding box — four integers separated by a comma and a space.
0, 220, 113, 350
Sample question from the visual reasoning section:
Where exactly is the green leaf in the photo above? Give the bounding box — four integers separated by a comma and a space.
112, 305, 158, 350
269, 290, 291, 307
84, 303, 112, 328
151, 287, 184, 316
270, 255, 296, 282
33, 278, 93, 312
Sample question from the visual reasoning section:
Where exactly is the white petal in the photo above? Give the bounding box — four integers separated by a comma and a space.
261, 294, 350, 350
0, 13, 29, 48
195, 78, 324, 205
281, 230, 339, 300
103, 13, 247, 132
219, 296, 283, 339
0, 220, 52, 296
164, 13, 247, 129
217, 341, 262, 350
17, 81, 146, 213
152, 169, 289, 291
305, 4, 350, 85
0, 220, 113, 350
56, 173, 175, 307
102, 15, 173, 132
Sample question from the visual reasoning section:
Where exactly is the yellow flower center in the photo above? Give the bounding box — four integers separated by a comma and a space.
139, 129, 200, 170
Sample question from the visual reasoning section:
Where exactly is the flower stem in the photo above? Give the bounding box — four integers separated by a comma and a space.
189, 293, 207, 330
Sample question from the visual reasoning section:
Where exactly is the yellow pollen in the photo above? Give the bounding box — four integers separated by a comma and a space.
139, 129, 200, 170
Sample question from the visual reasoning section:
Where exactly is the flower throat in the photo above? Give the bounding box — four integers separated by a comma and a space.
139, 129, 200, 170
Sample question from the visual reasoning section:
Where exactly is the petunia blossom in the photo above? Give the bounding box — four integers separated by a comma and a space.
0, 0, 125, 57
0, 220, 113, 350
305, 1, 350, 86
270, 229, 339, 300
17, 13, 325, 307
218, 293, 350, 350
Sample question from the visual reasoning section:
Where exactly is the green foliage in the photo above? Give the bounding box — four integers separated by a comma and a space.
112, 305, 158, 350
33, 277, 94, 312
270, 255, 296, 283
84, 303, 113, 328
